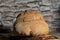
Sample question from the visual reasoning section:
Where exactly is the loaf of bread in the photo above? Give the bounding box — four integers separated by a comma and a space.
15, 10, 49, 37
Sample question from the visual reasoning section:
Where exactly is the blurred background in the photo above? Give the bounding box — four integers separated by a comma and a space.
0, 0, 60, 38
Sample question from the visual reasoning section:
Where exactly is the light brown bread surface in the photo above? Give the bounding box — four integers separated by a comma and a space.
15, 10, 49, 37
